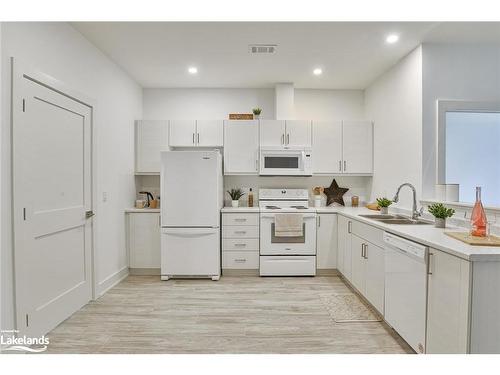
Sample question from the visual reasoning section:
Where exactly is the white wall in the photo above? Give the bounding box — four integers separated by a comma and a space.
422, 43, 500, 199
295, 89, 365, 120
143, 87, 365, 121
143, 88, 275, 120
1, 22, 142, 332
364, 46, 423, 209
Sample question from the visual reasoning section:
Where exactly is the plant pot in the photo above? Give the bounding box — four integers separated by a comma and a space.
231, 200, 239, 208
380, 207, 389, 215
254, 114, 260, 120
435, 218, 446, 228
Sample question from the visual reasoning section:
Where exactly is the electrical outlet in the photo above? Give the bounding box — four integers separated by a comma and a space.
102, 192, 108, 202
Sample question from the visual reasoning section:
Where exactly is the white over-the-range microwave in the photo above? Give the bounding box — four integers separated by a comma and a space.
259, 147, 313, 176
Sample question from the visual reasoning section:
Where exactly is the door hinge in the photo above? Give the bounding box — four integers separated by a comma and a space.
22, 98, 26, 112
26, 314, 29, 327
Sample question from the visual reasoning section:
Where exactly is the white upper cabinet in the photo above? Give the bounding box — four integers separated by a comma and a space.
169, 119, 197, 147
312, 120, 343, 174
260, 120, 311, 147
342, 120, 373, 174
223, 120, 259, 175
169, 120, 223, 147
285, 120, 312, 147
197, 120, 223, 147
260, 120, 285, 147
135, 120, 169, 174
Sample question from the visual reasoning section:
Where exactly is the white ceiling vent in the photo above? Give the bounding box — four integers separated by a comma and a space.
249, 44, 277, 54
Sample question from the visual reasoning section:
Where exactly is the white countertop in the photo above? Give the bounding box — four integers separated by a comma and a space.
221, 205, 500, 262
125, 208, 160, 213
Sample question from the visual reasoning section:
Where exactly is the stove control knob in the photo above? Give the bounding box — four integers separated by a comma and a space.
281, 190, 286, 194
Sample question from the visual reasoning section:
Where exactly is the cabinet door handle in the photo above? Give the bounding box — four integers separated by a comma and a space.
428, 252, 433, 275
348, 221, 352, 233
234, 243, 247, 247
192, 133, 195, 144
361, 243, 365, 258
339, 160, 342, 172
235, 230, 247, 234
234, 258, 247, 263
281, 134, 284, 145
318, 216, 321, 227
287, 133, 290, 145
255, 159, 259, 171
344, 160, 347, 172
234, 218, 247, 222
197, 133, 200, 144
364, 244, 368, 259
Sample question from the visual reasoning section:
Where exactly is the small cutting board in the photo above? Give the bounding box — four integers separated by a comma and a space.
445, 231, 500, 246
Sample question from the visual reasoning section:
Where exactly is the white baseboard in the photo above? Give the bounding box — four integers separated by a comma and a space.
97, 266, 129, 298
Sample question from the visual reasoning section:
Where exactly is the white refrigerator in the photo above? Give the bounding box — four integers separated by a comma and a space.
160, 150, 223, 280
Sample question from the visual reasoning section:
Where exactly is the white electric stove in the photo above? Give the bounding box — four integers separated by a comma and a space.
258, 189, 317, 276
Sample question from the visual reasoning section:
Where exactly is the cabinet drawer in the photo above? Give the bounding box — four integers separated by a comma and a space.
223, 251, 259, 269
222, 213, 259, 226
351, 219, 384, 248
223, 225, 259, 238
223, 238, 259, 251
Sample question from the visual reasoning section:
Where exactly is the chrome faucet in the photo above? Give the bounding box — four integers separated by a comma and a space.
393, 183, 424, 220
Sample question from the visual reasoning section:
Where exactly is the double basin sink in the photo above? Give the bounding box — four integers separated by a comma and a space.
358, 214, 431, 225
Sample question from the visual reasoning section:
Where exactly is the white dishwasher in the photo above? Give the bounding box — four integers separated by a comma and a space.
384, 232, 428, 354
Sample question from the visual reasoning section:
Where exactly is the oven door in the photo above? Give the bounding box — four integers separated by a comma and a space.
259, 149, 312, 176
260, 213, 317, 255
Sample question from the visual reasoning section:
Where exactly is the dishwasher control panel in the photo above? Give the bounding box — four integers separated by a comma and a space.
383, 232, 427, 259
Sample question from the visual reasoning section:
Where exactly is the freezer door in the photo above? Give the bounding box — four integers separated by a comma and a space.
161, 227, 220, 277
161, 151, 222, 227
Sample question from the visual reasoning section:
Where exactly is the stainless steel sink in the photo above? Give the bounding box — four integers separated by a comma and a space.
358, 214, 406, 220
359, 214, 431, 225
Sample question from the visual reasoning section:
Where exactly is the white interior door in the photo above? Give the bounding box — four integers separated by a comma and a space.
13, 74, 93, 337
312, 120, 343, 174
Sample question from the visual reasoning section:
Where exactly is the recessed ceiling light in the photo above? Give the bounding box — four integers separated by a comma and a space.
313, 68, 323, 76
188, 66, 198, 74
386, 34, 399, 44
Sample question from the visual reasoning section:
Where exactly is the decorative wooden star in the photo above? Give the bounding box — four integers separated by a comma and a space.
324, 179, 349, 206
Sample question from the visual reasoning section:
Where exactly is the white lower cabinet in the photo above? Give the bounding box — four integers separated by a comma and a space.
341, 218, 385, 314
316, 214, 338, 270
127, 212, 161, 272
337, 215, 352, 279
426, 248, 470, 354
222, 212, 259, 272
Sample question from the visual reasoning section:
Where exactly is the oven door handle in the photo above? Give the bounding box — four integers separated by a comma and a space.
260, 214, 317, 219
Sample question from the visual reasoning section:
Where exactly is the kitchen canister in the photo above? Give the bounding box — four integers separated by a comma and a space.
314, 195, 322, 207
445, 184, 459, 202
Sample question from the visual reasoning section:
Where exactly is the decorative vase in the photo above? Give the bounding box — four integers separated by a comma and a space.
314, 195, 322, 208
231, 200, 239, 208
435, 218, 446, 228
380, 207, 389, 215
471, 186, 487, 237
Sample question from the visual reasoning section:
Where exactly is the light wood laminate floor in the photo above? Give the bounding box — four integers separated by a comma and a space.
45, 276, 413, 354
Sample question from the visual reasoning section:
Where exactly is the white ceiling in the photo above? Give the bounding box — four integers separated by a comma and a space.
72, 22, 500, 89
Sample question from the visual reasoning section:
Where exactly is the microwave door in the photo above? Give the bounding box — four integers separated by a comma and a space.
260, 153, 302, 175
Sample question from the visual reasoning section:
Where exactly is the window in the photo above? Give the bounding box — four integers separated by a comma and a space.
438, 101, 500, 206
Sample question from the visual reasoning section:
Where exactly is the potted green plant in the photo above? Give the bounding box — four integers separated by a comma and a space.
376, 197, 393, 215
428, 203, 455, 228
252, 107, 262, 119
227, 188, 245, 208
